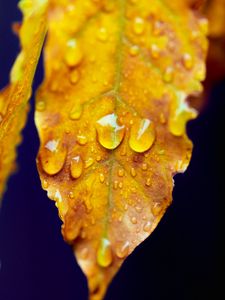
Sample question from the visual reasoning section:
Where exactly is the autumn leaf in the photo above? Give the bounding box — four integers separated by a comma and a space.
0, 0, 48, 198
35, 1, 208, 299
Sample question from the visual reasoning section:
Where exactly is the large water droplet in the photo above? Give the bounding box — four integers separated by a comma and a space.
96, 113, 125, 150
41, 139, 67, 175
129, 118, 156, 153
70, 155, 83, 179
64, 39, 83, 67
97, 238, 113, 267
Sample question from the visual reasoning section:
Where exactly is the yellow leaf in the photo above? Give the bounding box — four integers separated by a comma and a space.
0, 0, 48, 198
35, 1, 208, 299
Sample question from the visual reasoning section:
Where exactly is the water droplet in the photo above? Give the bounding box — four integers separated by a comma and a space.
130, 167, 136, 177
41, 139, 67, 175
96, 113, 125, 150
135, 206, 142, 213
70, 155, 83, 179
150, 44, 160, 59
118, 169, 124, 177
77, 134, 88, 145
70, 69, 80, 84
169, 91, 197, 136
183, 53, 193, 70
129, 118, 156, 153
119, 182, 123, 189
129, 45, 139, 56
133, 17, 145, 35
152, 202, 162, 216
143, 221, 152, 232
145, 178, 151, 186
36, 100, 46, 111
42, 179, 48, 189
142, 163, 148, 171
97, 27, 108, 42
163, 66, 174, 83
99, 173, 105, 183
116, 241, 130, 258
85, 157, 94, 168
64, 39, 83, 67
69, 104, 83, 120
69, 191, 74, 198
96, 155, 101, 162
131, 216, 137, 224
198, 18, 208, 35
97, 238, 113, 267
113, 180, 118, 190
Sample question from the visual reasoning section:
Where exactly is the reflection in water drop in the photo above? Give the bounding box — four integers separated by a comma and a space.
96, 113, 125, 150
129, 118, 155, 153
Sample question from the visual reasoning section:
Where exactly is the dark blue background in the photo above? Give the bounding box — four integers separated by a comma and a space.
0, 1, 224, 299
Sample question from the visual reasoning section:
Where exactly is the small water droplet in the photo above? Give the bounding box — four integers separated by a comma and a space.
113, 180, 118, 190
77, 134, 88, 145
133, 17, 145, 35
143, 221, 152, 232
42, 179, 48, 189
96, 113, 125, 150
116, 241, 130, 258
69, 104, 83, 120
131, 216, 137, 224
119, 182, 123, 189
70, 69, 80, 84
150, 44, 160, 59
70, 155, 83, 179
69, 191, 74, 198
142, 163, 148, 171
97, 27, 108, 42
198, 18, 208, 35
129, 45, 139, 56
99, 173, 105, 183
130, 167, 136, 177
41, 139, 67, 175
163, 66, 174, 83
85, 157, 94, 168
36, 100, 46, 111
97, 238, 113, 267
135, 206, 142, 213
152, 202, 162, 216
64, 39, 83, 67
129, 118, 156, 153
183, 53, 193, 70
118, 169, 124, 177
145, 178, 151, 186
96, 155, 101, 162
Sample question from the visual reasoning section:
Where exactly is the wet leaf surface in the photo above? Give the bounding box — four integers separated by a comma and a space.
34, 0, 208, 299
